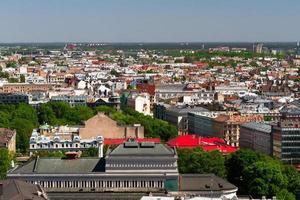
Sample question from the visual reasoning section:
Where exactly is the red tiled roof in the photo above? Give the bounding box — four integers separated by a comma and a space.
166, 134, 237, 154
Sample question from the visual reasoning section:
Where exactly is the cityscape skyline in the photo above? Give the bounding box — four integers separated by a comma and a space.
0, 0, 300, 43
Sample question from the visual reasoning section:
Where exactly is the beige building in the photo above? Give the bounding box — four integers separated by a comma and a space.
79, 113, 144, 139
0, 128, 16, 152
0, 83, 52, 93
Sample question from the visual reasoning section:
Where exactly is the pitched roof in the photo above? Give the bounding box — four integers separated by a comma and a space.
11, 157, 105, 174
0, 179, 47, 200
179, 174, 237, 192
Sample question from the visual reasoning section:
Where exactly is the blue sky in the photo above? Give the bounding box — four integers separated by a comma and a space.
0, 0, 299, 42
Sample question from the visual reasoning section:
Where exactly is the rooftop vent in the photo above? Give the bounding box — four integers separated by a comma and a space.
140, 142, 155, 148
124, 141, 139, 148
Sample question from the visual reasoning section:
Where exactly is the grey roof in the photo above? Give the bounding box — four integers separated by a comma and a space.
167, 106, 208, 114
0, 179, 47, 200
10, 157, 104, 174
280, 104, 300, 115
240, 122, 271, 133
179, 174, 237, 192
156, 84, 186, 92
108, 142, 175, 157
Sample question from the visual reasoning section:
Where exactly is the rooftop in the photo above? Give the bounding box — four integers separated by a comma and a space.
179, 174, 237, 192
240, 122, 271, 133
107, 141, 175, 157
0, 179, 47, 200
11, 157, 105, 174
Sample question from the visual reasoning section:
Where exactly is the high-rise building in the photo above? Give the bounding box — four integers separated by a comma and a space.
255, 43, 263, 54
271, 104, 300, 165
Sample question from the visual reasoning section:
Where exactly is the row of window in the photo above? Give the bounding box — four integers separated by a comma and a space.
31, 143, 98, 149
29, 180, 164, 189
108, 163, 174, 168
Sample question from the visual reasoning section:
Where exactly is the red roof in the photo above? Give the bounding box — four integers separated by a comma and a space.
167, 134, 237, 154
104, 138, 160, 145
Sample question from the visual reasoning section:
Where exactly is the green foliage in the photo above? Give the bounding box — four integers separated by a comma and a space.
6, 61, 17, 68
94, 106, 178, 141
122, 108, 178, 141
38, 102, 94, 125
110, 69, 120, 77
243, 161, 288, 198
35, 150, 65, 158
0, 71, 9, 79
0, 148, 13, 180
81, 147, 98, 157
225, 149, 300, 199
177, 148, 226, 178
20, 74, 25, 83
277, 189, 296, 200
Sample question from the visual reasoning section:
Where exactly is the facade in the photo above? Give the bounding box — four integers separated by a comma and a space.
127, 93, 151, 116
8, 141, 179, 193
271, 105, 300, 165
188, 112, 264, 147
29, 125, 104, 157
0, 93, 29, 104
240, 122, 272, 155
51, 95, 87, 107
0, 128, 16, 152
79, 113, 144, 139
154, 104, 208, 134
0, 83, 52, 93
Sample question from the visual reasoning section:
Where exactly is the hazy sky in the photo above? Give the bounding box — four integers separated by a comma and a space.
0, 0, 299, 43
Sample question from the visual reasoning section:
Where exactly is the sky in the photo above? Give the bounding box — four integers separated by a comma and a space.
0, 0, 299, 43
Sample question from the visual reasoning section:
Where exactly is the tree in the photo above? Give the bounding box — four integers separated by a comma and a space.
20, 74, 25, 83
282, 165, 300, 197
81, 147, 98, 157
225, 149, 266, 193
0, 148, 13, 180
177, 148, 226, 178
243, 161, 288, 198
6, 61, 17, 68
277, 189, 296, 200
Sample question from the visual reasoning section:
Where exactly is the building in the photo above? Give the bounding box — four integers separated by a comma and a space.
127, 93, 151, 116
29, 124, 104, 157
51, 95, 87, 107
176, 174, 238, 199
271, 104, 300, 166
255, 43, 263, 54
0, 128, 16, 152
79, 113, 144, 139
0, 179, 48, 200
166, 135, 237, 154
154, 104, 208, 134
0, 83, 52, 93
240, 122, 272, 155
188, 112, 263, 147
0, 93, 29, 104
8, 140, 179, 193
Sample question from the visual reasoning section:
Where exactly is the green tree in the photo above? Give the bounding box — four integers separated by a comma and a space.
277, 189, 296, 200
0, 148, 13, 180
177, 147, 226, 178
6, 61, 17, 68
20, 74, 25, 83
81, 147, 98, 157
243, 161, 288, 198
225, 149, 266, 193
